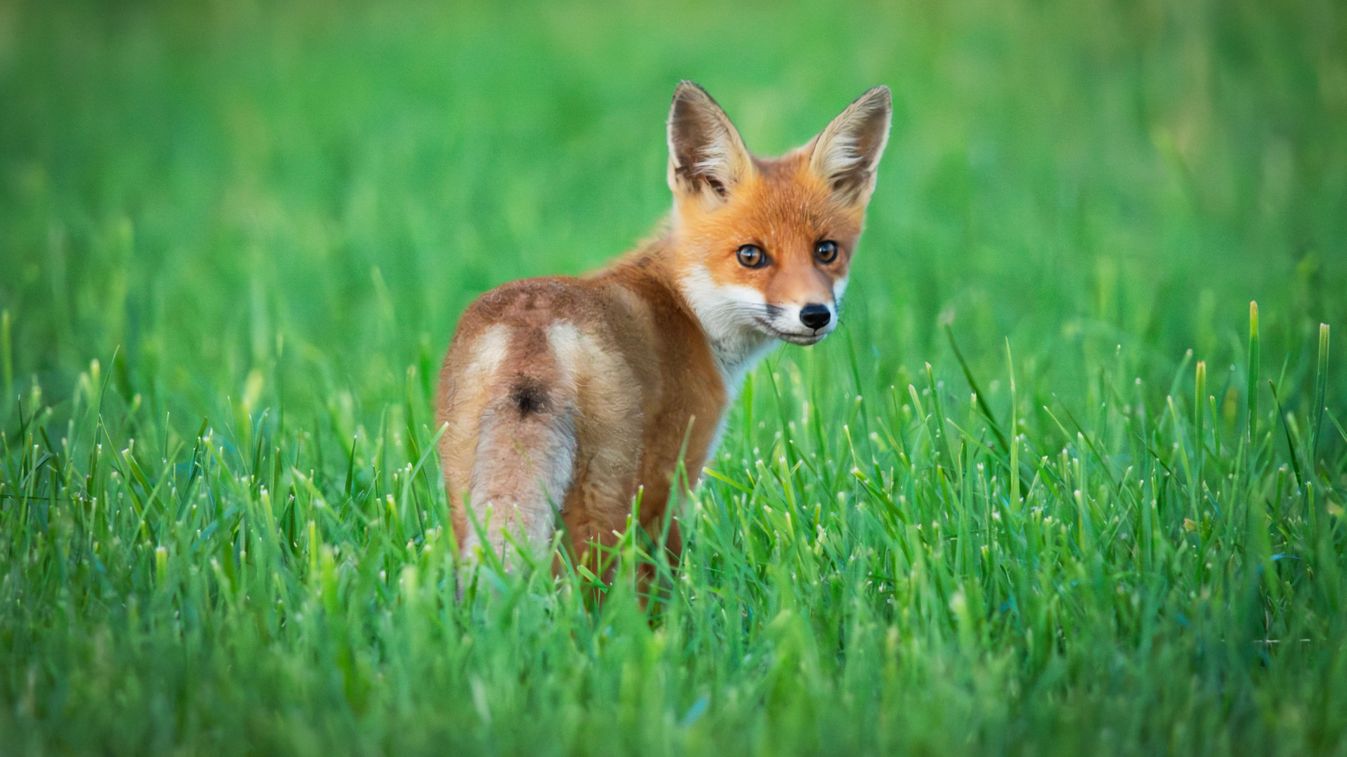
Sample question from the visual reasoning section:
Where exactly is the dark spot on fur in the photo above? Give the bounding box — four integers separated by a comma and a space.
510, 377, 549, 417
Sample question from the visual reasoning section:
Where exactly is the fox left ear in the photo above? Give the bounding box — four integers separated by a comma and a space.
809, 86, 892, 205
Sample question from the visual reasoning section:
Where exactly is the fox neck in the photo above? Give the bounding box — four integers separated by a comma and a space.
611, 241, 777, 400
675, 263, 777, 396
597, 238, 775, 466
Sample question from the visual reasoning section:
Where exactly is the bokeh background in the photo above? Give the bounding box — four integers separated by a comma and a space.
3, 0, 1344, 415
2, 0, 1346, 753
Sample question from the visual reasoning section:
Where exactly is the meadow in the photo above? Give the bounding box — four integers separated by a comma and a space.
2, 0, 1346, 753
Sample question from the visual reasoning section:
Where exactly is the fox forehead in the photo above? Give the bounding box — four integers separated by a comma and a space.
682, 153, 865, 263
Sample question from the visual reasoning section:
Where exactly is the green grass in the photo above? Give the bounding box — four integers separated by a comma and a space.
3, 0, 1346, 753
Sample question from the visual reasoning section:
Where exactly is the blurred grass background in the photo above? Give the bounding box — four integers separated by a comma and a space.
1, 0, 1346, 754
4, 0, 1343, 412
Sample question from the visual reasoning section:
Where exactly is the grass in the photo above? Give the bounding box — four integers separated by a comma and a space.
2, 0, 1346, 753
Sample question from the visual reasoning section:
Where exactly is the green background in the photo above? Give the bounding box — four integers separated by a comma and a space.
2, 0, 1345, 754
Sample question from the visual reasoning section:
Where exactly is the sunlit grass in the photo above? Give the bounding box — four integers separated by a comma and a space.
2, 0, 1345, 754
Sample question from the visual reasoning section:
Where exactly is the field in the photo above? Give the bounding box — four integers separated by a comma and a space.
2, 0, 1346, 753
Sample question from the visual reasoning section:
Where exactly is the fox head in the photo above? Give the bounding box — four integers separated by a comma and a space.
666, 82, 891, 367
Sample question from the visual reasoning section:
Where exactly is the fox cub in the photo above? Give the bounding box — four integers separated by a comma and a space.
438, 82, 890, 572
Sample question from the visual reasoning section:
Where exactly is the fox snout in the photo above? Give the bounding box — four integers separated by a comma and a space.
798, 303, 831, 330
763, 299, 838, 345
760, 265, 847, 343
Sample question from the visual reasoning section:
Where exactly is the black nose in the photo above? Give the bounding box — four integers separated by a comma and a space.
799, 304, 832, 330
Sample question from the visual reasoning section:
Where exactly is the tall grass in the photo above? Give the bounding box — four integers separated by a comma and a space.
2, 0, 1345, 753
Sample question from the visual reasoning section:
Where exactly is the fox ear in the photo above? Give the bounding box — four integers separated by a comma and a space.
809, 86, 892, 205
667, 82, 753, 201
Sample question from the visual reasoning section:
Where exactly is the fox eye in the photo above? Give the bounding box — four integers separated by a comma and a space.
736, 244, 768, 269
814, 240, 839, 264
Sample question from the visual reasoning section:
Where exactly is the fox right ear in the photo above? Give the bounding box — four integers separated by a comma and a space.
809, 86, 892, 206
667, 82, 752, 202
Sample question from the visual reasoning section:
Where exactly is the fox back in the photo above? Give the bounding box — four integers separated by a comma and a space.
437, 82, 891, 575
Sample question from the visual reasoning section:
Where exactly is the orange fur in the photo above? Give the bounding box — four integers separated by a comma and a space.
437, 82, 891, 577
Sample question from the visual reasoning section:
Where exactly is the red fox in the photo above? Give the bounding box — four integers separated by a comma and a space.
437, 82, 890, 574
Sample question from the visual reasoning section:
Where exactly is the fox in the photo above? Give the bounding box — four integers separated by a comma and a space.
437, 81, 891, 576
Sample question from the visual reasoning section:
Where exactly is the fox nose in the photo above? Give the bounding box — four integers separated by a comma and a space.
799, 304, 832, 331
